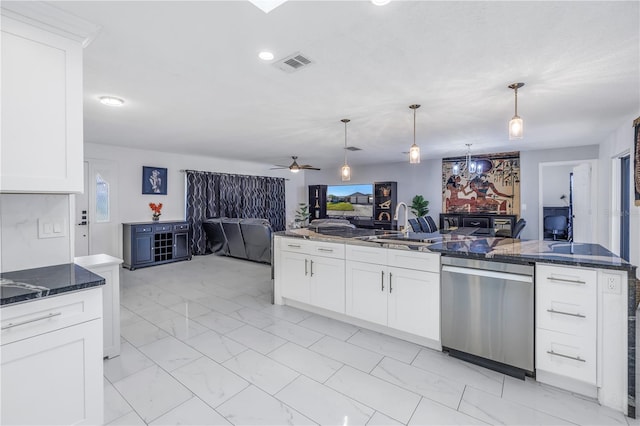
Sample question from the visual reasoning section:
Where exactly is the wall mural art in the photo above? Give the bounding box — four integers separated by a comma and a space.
634, 116, 640, 206
442, 151, 520, 216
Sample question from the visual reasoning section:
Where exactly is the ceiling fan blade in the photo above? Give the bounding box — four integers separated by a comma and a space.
300, 166, 321, 170
269, 166, 288, 170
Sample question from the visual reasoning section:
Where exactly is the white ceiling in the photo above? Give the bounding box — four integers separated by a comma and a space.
51, 0, 639, 169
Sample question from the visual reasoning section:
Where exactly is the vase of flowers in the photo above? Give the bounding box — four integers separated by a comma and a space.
149, 202, 163, 221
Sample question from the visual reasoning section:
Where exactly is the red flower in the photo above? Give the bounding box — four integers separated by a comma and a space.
149, 202, 163, 214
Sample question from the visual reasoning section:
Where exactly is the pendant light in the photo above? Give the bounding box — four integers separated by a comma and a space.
508, 82, 524, 140
341, 119, 351, 181
409, 104, 421, 164
465, 143, 476, 174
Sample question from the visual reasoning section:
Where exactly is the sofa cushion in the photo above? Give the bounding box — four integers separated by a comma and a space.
239, 219, 272, 263
221, 219, 247, 259
202, 218, 228, 254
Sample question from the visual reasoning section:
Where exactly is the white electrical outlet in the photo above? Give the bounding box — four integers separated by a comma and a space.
603, 274, 621, 294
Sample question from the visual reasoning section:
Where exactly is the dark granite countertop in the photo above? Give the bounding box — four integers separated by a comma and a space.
427, 236, 636, 272
1, 263, 106, 306
276, 228, 636, 273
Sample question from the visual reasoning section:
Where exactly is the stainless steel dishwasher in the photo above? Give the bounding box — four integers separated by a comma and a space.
441, 256, 534, 377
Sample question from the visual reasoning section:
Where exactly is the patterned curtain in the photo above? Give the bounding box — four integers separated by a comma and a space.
242, 175, 265, 218
219, 174, 243, 218
185, 171, 219, 255
266, 177, 286, 231
186, 171, 286, 254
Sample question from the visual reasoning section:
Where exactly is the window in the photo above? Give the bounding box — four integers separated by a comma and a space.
96, 173, 110, 222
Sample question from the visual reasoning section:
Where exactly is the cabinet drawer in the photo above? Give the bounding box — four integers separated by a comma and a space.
1, 287, 102, 345
462, 216, 490, 228
135, 226, 152, 233
278, 237, 310, 253
536, 328, 596, 385
307, 241, 345, 259
536, 264, 597, 290
173, 223, 189, 231
154, 224, 172, 232
387, 249, 439, 273
346, 244, 388, 264
537, 298, 596, 337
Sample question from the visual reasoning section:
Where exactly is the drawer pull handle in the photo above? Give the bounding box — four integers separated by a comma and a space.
310, 260, 314, 277
546, 350, 586, 362
389, 272, 393, 293
317, 248, 334, 253
381, 271, 385, 291
546, 276, 586, 285
2, 312, 62, 330
305, 259, 308, 276
287, 244, 301, 248
546, 309, 585, 318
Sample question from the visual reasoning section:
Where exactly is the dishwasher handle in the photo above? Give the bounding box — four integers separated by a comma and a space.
442, 265, 533, 283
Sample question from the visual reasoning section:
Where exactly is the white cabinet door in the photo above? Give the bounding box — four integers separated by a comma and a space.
279, 251, 310, 304
1, 319, 103, 425
1, 16, 83, 193
345, 261, 387, 325
387, 267, 440, 340
309, 255, 345, 314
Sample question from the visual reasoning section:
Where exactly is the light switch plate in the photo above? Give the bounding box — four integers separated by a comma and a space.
38, 218, 66, 239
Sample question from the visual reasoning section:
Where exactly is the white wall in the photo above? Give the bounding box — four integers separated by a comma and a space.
597, 113, 640, 277
305, 159, 443, 220
519, 145, 599, 240
306, 147, 600, 240
0, 194, 72, 272
541, 165, 573, 207
84, 143, 305, 257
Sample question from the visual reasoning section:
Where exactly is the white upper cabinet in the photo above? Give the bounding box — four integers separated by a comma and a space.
1, 5, 98, 193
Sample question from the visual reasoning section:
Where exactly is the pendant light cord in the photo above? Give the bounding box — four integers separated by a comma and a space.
344, 121, 348, 164
413, 107, 416, 145
514, 87, 518, 116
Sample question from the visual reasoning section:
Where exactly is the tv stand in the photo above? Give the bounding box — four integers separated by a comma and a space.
439, 213, 517, 236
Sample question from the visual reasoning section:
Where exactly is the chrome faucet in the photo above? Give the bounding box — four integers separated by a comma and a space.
394, 202, 409, 234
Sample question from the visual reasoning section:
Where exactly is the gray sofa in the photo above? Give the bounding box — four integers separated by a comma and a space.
202, 218, 272, 263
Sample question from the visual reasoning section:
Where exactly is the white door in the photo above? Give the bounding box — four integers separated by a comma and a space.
387, 267, 440, 340
345, 261, 387, 325
572, 163, 592, 243
279, 251, 310, 303
74, 162, 90, 256
74, 159, 119, 257
309, 255, 345, 314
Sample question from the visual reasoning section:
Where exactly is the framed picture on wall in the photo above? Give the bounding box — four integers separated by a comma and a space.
142, 166, 167, 195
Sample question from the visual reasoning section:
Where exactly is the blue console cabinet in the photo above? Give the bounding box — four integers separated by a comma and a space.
123, 221, 191, 270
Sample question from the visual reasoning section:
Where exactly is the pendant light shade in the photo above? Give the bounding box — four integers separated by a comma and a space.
341, 119, 351, 181
409, 104, 421, 164
508, 82, 524, 140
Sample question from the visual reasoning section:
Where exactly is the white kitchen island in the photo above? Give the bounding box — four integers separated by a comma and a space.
273, 229, 637, 418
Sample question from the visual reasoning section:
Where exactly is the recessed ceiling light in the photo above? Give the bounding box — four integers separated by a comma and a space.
99, 96, 125, 107
371, 0, 391, 6
258, 51, 275, 61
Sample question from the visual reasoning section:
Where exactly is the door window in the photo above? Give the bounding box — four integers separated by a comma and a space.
96, 173, 110, 223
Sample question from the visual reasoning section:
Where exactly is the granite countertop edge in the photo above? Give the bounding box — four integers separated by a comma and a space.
1, 263, 106, 307
274, 230, 636, 273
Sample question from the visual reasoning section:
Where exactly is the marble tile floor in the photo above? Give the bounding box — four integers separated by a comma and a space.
105, 254, 636, 425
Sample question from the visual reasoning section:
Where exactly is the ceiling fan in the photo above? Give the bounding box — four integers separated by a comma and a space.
271, 156, 320, 173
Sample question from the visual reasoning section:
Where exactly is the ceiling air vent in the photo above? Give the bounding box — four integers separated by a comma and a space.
274, 52, 314, 73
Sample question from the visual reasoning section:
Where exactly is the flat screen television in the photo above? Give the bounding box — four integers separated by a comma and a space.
326, 183, 374, 218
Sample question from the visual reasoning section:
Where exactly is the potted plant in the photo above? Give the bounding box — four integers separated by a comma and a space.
294, 203, 310, 228
149, 202, 163, 221
410, 195, 429, 218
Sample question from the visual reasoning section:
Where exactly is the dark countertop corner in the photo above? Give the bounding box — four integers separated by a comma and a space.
1, 263, 106, 306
